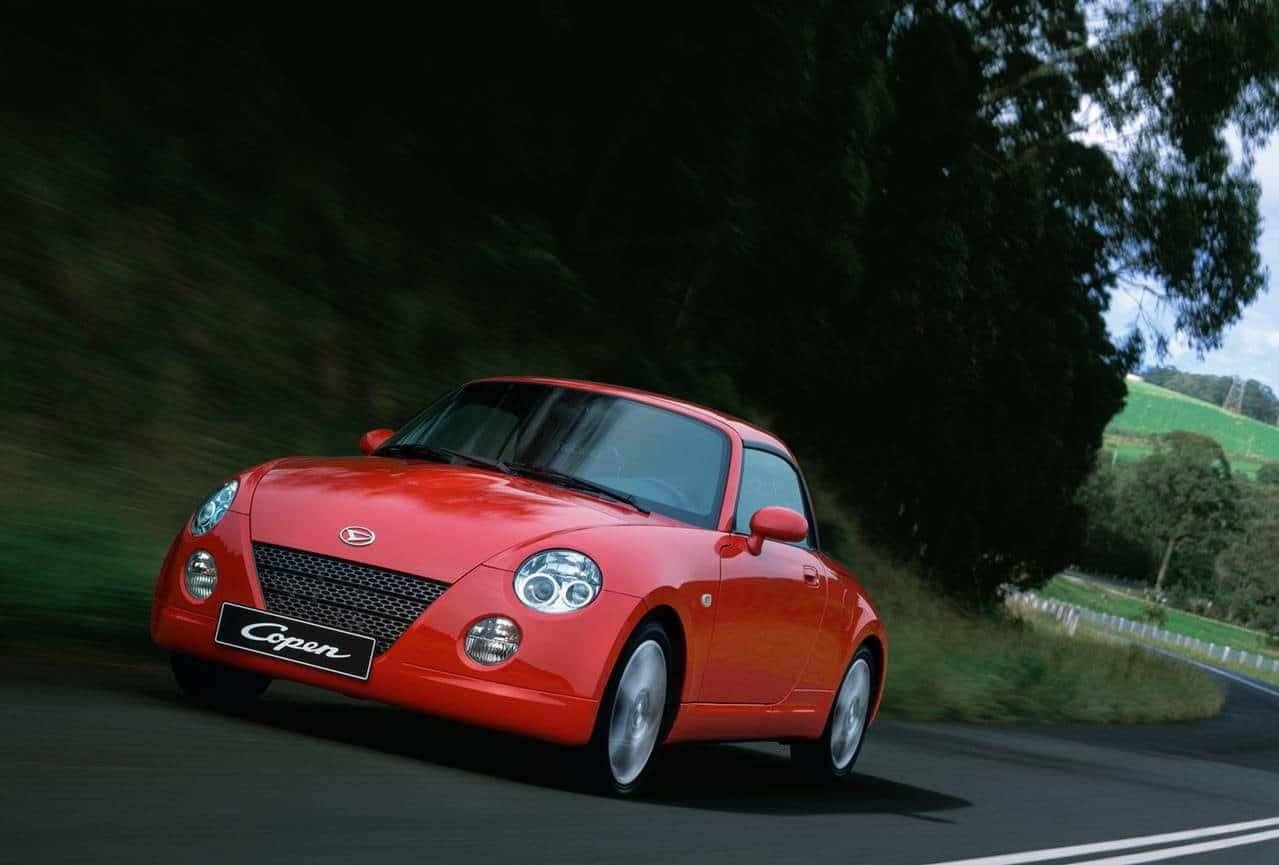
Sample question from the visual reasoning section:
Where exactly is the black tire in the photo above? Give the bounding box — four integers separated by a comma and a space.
791, 644, 877, 782
171, 652, 272, 708
580, 620, 676, 796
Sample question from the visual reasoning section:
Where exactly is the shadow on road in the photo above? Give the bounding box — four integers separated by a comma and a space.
645, 743, 969, 818
135, 680, 969, 817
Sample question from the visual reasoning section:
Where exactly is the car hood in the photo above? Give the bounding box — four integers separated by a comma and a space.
248, 456, 642, 582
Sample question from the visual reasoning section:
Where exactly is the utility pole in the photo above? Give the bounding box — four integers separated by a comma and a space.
1222, 376, 1245, 414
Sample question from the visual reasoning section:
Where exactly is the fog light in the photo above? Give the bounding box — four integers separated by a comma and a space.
464, 616, 521, 665
183, 550, 218, 600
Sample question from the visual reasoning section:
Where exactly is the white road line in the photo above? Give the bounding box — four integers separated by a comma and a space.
1075, 828, 1279, 865
919, 816, 1279, 865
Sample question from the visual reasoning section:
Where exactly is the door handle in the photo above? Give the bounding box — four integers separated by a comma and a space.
803, 565, 820, 586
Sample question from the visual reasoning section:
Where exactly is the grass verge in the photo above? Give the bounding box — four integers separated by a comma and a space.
1075, 620, 1279, 688
810, 488, 1223, 723
1040, 573, 1278, 658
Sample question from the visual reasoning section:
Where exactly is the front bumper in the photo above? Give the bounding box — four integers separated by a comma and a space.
151, 512, 642, 745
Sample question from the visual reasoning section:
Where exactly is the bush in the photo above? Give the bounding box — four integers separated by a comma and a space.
1139, 604, 1168, 627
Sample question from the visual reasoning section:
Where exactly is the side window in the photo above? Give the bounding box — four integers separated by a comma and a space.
734, 448, 812, 545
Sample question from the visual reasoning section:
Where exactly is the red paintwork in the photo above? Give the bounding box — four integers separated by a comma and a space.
697, 534, 829, 703
358, 428, 394, 454
151, 376, 887, 748
745, 505, 809, 555
248, 457, 664, 583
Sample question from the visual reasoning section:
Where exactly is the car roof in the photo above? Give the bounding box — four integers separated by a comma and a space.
470, 376, 795, 458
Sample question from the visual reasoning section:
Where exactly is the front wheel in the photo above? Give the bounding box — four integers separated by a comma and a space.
791, 644, 876, 781
581, 620, 673, 795
171, 652, 272, 708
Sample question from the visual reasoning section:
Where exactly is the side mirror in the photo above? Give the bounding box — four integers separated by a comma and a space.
359, 428, 395, 455
746, 506, 808, 555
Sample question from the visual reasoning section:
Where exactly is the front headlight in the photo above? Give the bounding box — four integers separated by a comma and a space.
514, 549, 602, 614
190, 479, 239, 537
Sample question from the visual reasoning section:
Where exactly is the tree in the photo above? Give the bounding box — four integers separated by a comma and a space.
1257, 463, 1279, 487
5, 2, 1278, 606
1216, 482, 1279, 631
970, 0, 1277, 356
1121, 432, 1239, 593
1073, 457, 1160, 580
727, 0, 1279, 601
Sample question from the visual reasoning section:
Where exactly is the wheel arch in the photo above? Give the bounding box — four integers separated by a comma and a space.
633, 604, 687, 741
857, 632, 887, 724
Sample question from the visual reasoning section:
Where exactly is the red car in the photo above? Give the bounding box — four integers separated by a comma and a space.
151, 377, 886, 794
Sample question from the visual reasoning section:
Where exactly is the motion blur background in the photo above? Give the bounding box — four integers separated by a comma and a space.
2, 5, 1276, 719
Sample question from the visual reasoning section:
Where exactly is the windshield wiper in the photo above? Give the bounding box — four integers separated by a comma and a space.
377, 443, 512, 475
377, 447, 645, 513
506, 463, 649, 514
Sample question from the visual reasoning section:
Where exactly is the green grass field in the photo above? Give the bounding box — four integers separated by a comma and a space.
1108, 379, 1279, 463
1040, 574, 1279, 658
1102, 436, 1270, 478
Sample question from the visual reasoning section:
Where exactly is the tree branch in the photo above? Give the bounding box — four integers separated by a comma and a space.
983, 44, 1091, 105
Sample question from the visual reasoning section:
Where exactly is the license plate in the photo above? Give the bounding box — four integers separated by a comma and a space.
214, 602, 376, 680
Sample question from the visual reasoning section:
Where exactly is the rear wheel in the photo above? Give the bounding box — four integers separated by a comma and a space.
171, 652, 272, 708
791, 645, 876, 781
581, 620, 673, 795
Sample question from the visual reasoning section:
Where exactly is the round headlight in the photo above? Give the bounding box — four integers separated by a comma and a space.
513, 549, 602, 614
183, 550, 218, 600
190, 479, 239, 537
522, 575, 558, 605
563, 580, 594, 609
464, 616, 521, 665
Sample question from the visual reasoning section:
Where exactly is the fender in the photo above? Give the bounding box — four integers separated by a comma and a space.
789, 557, 888, 722
488, 524, 721, 703
232, 458, 291, 516
842, 583, 888, 723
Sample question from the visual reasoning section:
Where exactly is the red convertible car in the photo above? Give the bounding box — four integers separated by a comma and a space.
151, 377, 886, 794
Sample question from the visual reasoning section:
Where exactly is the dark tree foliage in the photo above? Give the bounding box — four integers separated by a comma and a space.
1073, 457, 1160, 580
1086, 0, 1276, 354
1142, 366, 1279, 423
1215, 480, 1279, 630
1119, 432, 1239, 592
4, 2, 1276, 604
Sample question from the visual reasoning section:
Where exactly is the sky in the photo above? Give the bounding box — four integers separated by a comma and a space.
1104, 139, 1279, 393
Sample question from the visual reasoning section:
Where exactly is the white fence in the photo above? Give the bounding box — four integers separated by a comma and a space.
1007, 590, 1279, 675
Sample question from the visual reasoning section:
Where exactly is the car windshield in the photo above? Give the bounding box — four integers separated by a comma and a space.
381, 382, 730, 528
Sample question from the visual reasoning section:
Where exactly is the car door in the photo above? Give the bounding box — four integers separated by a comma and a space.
698, 447, 829, 704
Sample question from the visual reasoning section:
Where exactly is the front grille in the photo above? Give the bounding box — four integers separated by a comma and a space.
251, 542, 449, 655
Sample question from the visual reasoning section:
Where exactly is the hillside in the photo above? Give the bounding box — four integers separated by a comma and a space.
1141, 366, 1279, 424
1106, 379, 1279, 469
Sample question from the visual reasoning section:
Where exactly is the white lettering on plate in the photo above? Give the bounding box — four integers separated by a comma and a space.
240, 621, 352, 659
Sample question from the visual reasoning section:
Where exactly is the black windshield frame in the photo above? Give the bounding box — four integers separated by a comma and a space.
379, 382, 732, 529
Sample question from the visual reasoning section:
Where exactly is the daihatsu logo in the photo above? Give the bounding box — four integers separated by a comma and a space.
338, 526, 376, 546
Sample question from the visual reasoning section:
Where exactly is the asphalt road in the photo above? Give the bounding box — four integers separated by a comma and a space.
2, 649, 1277, 865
